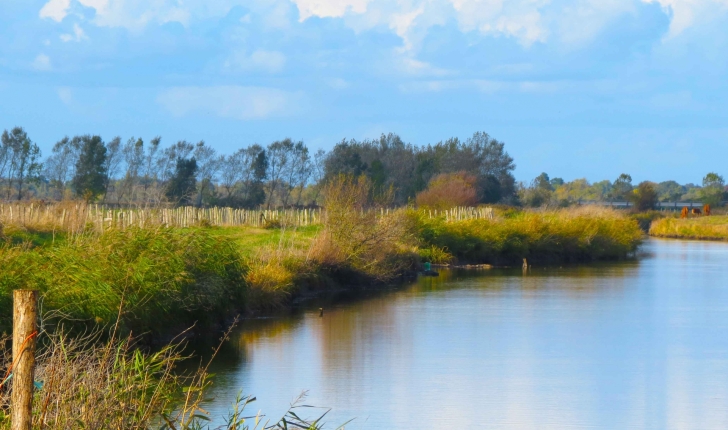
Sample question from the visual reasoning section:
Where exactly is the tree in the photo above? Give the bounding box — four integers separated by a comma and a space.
192, 141, 220, 207
140, 136, 162, 203
265, 139, 295, 208
309, 149, 327, 205
700, 172, 725, 206
534, 172, 553, 191
550, 177, 564, 188
630, 181, 658, 211
118, 137, 145, 204
71, 135, 108, 201
165, 157, 197, 206
656, 180, 685, 202
248, 149, 268, 207
519, 173, 553, 207
44, 136, 80, 200
218, 148, 246, 201
611, 173, 633, 201
102, 137, 122, 201
1, 127, 42, 201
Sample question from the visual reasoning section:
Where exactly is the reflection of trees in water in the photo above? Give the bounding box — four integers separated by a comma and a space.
414, 263, 637, 296
222, 261, 639, 351
207, 261, 638, 390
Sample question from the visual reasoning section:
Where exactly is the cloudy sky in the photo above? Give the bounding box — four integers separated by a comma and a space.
1, 0, 727, 183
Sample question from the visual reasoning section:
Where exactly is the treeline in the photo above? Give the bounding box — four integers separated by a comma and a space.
0, 127, 517, 207
519, 172, 727, 209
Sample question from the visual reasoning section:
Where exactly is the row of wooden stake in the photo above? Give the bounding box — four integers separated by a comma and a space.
0, 204, 495, 232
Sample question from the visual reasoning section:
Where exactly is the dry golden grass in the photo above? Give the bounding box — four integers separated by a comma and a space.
649, 215, 728, 240
0, 327, 335, 429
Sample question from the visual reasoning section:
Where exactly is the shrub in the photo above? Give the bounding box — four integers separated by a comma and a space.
316, 175, 417, 281
629, 181, 658, 211
416, 172, 478, 209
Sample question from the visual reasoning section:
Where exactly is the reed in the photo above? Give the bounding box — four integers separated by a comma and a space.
0, 226, 246, 336
411, 206, 643, 265
649, 215, 728, 240
0, 204, 644, 338
0, 329, 339, 429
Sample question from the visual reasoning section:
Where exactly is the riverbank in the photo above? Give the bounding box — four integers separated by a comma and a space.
0, 205, 643, 339
649, 215, 728, 241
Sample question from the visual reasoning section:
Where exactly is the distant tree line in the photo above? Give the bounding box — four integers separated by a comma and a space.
518, 172, 727, 210
0, 127, 518, 208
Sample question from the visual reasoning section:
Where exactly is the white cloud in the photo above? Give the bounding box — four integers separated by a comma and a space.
399, 78, 568, 94
555, 0, 637, 47
642, 0, 728, 37
57, 87, 73, 104
32, 54, 52, 71
60, 23, 88, 42
38, 0, 251, 31
223, 50, 287, 73
39, 0, 71, 22
292, 0, 550, 47
294, 0, 370, 20
157, 86, 302, 120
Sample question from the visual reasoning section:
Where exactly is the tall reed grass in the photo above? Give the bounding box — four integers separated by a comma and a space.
0, 227, 246, 337
0, 328, 340, 429
649, 215, 728, 240
411, 206, 643, 265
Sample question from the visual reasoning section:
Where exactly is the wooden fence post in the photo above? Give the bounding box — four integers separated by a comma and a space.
11, 290, 38, 430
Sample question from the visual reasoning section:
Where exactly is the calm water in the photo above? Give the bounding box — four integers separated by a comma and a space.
201, 239, 728, 429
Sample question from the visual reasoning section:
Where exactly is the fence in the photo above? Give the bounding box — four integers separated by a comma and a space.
580, 201, 714, 209
0, 204, 322, 230
0, 203, 494, 232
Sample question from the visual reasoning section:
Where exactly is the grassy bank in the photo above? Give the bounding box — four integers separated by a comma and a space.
0, 204, 643, 337
412, 206, 643, 265
649, 215, 728, 240
0, 203, 643, 428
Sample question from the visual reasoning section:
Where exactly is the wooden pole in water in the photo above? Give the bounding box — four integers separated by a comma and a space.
11, 290, 38, 430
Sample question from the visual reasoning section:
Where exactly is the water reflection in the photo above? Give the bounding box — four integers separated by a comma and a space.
201, 239, 728, 429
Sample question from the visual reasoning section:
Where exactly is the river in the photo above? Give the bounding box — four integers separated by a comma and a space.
199, 239, 728, 429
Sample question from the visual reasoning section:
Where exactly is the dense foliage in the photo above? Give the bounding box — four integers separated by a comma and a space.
0, 127, 520, 208
519, 172, 727, 207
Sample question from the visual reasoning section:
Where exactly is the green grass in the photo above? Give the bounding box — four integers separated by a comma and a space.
0, 207, 644, 338
0, 227, 246, 337
208, 225, 321, 257
650, 215, 728, 240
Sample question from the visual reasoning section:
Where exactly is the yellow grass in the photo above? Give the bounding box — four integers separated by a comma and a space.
649, 215, 728, 240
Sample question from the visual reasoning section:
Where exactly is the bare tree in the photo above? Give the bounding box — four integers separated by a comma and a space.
141, 137, 162, 204
265, 139, 294, 208
309, 149, 327, 205
118, 137, 144, 204
44, 136, 80, 200
102, 137, 122, 202
219, 149, 245, 200
193, 141, 220, 207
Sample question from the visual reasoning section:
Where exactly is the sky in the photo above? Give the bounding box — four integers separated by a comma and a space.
1, 0, 727, 184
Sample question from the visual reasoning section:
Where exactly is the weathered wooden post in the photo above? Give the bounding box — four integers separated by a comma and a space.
11, 290, 38, 430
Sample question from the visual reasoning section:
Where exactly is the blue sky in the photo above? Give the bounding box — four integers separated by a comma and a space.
1, 0, 727, 184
